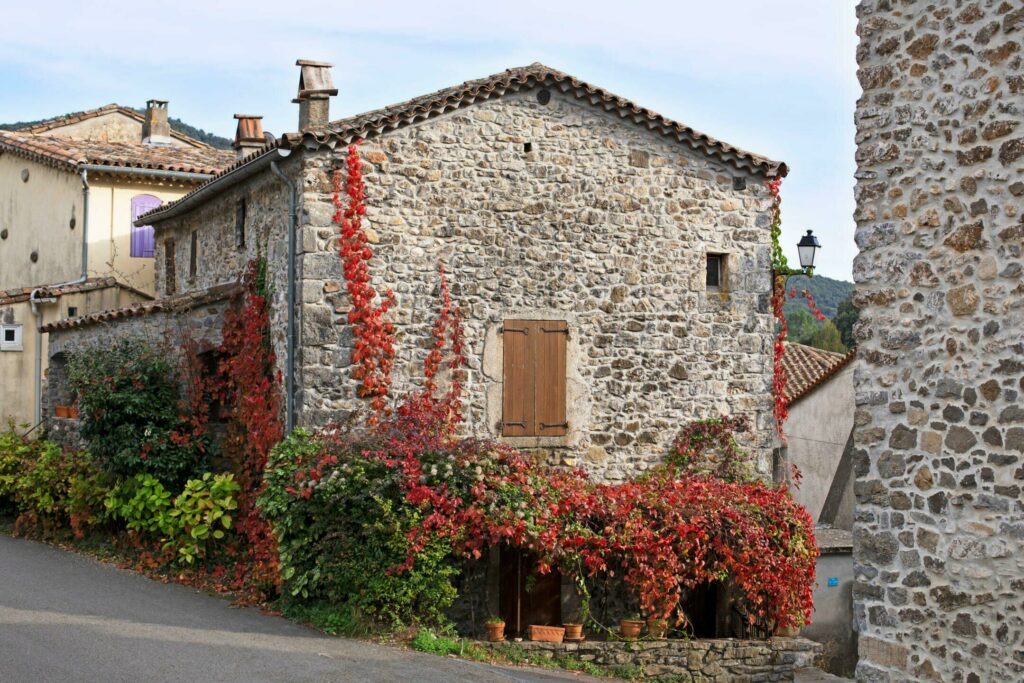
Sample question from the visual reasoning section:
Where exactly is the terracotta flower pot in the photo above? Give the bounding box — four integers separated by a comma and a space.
647, 617, 668, 639
55, 405, 70, 418
619, 619, 644, 640
485, 621, 505, 642
563, 623, 584, 641
528, 625, 565, 643
67, 405, 79, 419
775, 624, 800, 638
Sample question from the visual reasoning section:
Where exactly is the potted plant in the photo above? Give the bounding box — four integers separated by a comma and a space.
619, 614, 644, 640
562, 622, 584, 641
55, 405, 70, 418
563, 574, 590, 641
527, 625, 565, 643
646, 616, 669, 640
67, 404, 80, 419
485, 617, 506, 642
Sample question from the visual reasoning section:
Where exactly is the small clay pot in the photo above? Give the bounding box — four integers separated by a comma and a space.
775, 625, 800, 638
647, 617, 668, 639
55, 405, 70, 418
528, 625, 565, 643
485, 621, 505, 642
619, 619, 644, 640
67, 405, 79, 419
563, 623, 584, 641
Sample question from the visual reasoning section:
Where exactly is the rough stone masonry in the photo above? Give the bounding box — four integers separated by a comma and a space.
853, 1, 1023, 681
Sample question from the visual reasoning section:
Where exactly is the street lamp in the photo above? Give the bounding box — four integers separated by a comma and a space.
796, 230, 820, 272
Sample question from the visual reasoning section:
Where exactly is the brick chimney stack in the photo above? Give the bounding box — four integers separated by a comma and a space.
233, 114, 265, 159
293, 60, 337, 130
142, 99, 172, 145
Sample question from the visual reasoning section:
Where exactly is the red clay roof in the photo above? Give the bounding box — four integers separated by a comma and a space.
782, 342, 856, 406
0, 277, 152, 307
297, 63, 787, 177
0, 130, 235, 176
17, 103, 212, 148
40, 282, 242, 333
142, 63, 787, 226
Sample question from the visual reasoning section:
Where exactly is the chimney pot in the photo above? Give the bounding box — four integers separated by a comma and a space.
233, 114, 266, 159
142, 99, 172, 146
293, 59, 337, 130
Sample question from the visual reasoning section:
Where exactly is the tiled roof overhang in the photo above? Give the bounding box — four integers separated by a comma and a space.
41, 282, 242, 333
782, 342, 857, 407
0, 277, 152, 307
139, 63, 787, 226
17, 103, 213, 149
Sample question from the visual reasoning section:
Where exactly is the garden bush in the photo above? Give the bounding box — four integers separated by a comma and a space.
67, 337, 210, 488
260, 429, 458, 630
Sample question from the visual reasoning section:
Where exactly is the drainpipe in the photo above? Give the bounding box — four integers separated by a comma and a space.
30, 167, 90, 425
269, 151, 297, 433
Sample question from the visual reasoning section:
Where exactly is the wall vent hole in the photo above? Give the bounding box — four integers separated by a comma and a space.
524, 142, 533, 153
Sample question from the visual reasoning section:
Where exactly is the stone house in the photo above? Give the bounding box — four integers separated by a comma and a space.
0, 102, 236, 425
45, 61, 789, 488
853, 2, 1023, 681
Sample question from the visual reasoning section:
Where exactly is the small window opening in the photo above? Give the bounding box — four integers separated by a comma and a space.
732, 176, 746, 191
67, 306, 78, 318
235, 199, 246, 249
706, 254, 723, 289
524, 142, 533, 153
1, 324, 22, 351
189, 231, 198, 281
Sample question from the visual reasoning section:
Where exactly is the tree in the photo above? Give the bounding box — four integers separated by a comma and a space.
786, 309, 819, 345
832, 296, 860, 350
806, 320, 847, 354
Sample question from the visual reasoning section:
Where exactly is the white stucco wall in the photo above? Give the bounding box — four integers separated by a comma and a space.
785, 364, 854, 527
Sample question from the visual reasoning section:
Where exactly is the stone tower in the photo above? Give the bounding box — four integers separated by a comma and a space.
853, 1, 1023, 681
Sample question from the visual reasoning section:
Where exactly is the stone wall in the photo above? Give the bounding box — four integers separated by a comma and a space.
297, 89, 778, 481
853, 2, 1023, 681
480, 637, 822, 682
44, 293, 238, 448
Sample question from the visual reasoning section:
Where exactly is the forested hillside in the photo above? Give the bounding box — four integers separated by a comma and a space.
783, 274, 858, 353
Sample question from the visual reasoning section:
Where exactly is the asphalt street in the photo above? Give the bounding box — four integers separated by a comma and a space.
0, 534, 599, 683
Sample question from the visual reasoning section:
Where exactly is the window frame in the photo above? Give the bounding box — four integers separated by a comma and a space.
706, 253, 726, 290
164, 238, 177, 295
130, 194, 162, 258
1, 324, 23, 351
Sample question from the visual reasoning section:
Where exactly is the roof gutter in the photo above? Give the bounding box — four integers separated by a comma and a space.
79, 163, 214, 184
136, 145, 293, 226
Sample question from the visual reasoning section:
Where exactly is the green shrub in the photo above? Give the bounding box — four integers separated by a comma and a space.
0, 426, 28, 511
67, 338, 209, 488
260, 429, 458, 631
104, 474, 174, 535
165, 472, 239, 565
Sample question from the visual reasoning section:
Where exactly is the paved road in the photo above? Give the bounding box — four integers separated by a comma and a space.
0, 535, 598, 683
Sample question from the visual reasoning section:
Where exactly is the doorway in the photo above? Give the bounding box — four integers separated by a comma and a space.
498, 547, 562, 637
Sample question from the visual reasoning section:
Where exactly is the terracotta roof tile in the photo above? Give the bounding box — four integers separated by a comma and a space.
782, 342, 856, 406
143, 63, 787, 225
19, 103, 212, 148
304, 63, 787, 177
40, 281, 243, 333
0, 130, 235, 176
0, 277, 152, 306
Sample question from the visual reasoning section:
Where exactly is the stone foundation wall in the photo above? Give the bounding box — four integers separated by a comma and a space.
481, 637, 822, 682
297, 89, 778, 481
853, 2, 1023, 681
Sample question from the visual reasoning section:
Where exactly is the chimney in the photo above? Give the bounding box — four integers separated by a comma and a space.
142, 99, 172, 145
233, 114, 266, 159
293, 59, 338, 130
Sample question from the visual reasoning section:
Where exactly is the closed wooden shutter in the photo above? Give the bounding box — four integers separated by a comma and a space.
534, 322, 568, 436
502, 322, 532, 436
502, 320, 568, 437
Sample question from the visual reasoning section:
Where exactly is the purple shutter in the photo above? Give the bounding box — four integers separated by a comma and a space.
130, 194, 162, 258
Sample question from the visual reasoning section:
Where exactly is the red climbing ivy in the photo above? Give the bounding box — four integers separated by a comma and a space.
214, 258, 283, 596
332, 144, 396, 424
768, 177, 789, 437
790, 287, 828, 322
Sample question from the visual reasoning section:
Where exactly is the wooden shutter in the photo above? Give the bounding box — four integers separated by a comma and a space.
130, 194, 162, 258
502, 320, 568, 437
502, 322, 532, 436
534, 321, 568, 436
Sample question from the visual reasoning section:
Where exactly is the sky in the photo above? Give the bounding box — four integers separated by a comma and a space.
0, 1, 860, 279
